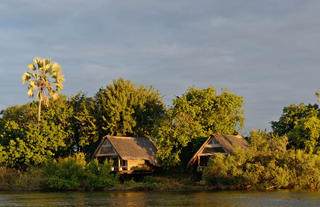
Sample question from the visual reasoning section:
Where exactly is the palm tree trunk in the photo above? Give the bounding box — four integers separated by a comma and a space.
38, 97, 42, 127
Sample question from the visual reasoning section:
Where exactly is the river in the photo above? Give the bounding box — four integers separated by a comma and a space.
1, 191, 320, 207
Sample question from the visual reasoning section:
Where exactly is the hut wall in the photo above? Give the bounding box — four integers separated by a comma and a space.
127, 160, 146, 170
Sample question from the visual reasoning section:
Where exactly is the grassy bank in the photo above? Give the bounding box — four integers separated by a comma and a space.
1, 166, 319, 192
0, 168, 215, 192
0, 167, 45, 191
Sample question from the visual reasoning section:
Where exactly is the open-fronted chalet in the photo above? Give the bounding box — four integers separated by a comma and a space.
188, 134, 248, 172
93, 135, 159, 174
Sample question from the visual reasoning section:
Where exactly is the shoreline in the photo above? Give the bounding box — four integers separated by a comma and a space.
0, 183, 312, 193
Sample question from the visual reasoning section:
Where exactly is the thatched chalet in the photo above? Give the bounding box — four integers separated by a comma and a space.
188, 134, 249, 172
93, 135, 159, 174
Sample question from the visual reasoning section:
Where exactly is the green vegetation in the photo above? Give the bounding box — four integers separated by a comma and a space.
271, 103, 320, 153
44, 153, 119, 190
119, 174, 200, 191
203, 130, 320, 190
1, 58, 320, 191
0, 96, 73, 168
155, 86, 244, 168
0, 77, 165, 168
94, 78, 165, 139
0, 154, 118, 191
0, 167, 45, 191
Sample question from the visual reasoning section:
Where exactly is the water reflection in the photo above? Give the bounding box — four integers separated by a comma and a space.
1, 191, 320, 207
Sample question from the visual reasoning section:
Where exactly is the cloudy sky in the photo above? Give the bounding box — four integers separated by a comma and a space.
0, 0, 319, 133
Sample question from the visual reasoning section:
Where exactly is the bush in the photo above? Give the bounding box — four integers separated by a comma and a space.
44, 153, 119, 190
44, 154, 85, 190
202, 130, 320, 190
84, 159, 119, 189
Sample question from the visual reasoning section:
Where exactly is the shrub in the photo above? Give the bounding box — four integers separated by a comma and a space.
44, 154, 85, 190
202, 130, 320, 190
44, 153, 119, 190
84, 159, 119, 189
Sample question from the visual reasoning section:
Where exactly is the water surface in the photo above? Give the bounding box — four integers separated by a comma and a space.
1, 191, 320, 207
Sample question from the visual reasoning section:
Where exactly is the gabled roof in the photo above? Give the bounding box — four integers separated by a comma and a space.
93, 135, 159, 166
213, 134, 249, 153
187, 134, 249, 167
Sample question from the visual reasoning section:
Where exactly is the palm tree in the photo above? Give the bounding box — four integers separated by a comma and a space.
22, 57, 65, 126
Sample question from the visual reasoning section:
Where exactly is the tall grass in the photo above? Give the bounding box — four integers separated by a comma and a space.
0, 167, 45, 190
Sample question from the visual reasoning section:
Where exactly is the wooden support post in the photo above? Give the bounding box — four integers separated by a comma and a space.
118, 157, 121, 171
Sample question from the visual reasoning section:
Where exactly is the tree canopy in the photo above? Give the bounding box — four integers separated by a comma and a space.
0, 95, 72, 168
271, 103, 320, 153
0, 78, 167, 168
94, 78, 166, 139
155, 86, 244, 168
2, 80, 245, 169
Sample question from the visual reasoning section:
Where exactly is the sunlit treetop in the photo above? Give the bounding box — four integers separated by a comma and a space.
22, 57, 64, 106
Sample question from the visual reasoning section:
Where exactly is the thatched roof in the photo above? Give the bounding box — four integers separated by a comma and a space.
94, 135, 159, 166
213, 134, 249, 153
187, 134, 249, 167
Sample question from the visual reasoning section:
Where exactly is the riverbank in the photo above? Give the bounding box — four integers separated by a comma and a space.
0, 170, 307, 192
0, 169, 207, 192
0, 154, 318, 193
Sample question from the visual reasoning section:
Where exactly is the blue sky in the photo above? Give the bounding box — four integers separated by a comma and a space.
1, 0, 319, 133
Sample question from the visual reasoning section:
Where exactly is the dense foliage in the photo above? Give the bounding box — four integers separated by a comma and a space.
0, 96, 73, 168
155, 86, 244, 168
94, 78, 165, 139
0, 153, 119, 191
203, 130, 320, 190
271, 103, 320, 152
0, 81, 245, 170
0, 78, 166, 169
6, 65, 320, 192
44, 153, 118, 190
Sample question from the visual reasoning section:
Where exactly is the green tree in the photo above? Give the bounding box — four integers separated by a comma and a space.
69, 92, 99, 157
271, 103, 320, 152
155, 86, 244, 168
22, 57, 65, 125
286, 116, 320, 153
0, 96, 73, 168
94, 78, 165, 139
0, 92, 100, 168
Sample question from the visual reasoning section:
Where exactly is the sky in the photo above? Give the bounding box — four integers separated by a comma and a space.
0, 0, 319, 134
